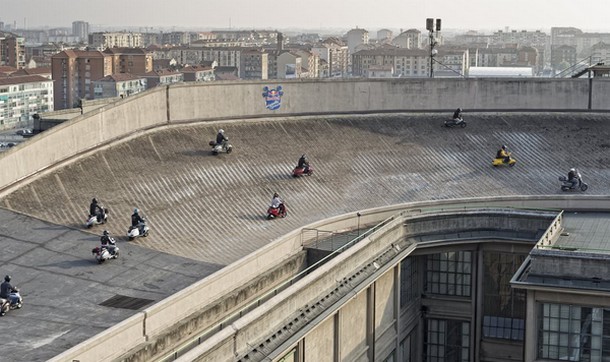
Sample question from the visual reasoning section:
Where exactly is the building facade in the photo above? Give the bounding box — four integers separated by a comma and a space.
72, 21, 89, 43
51, 50, 112, 109
0, 32, 26, 69
0, 75, 53, 128
88, 32, 143, 50
239, 49, 268, 79
93, 73, 147, 99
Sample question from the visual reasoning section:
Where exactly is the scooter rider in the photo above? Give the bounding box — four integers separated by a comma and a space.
297, 154, 310, 172
0, 275, 18, 314
100, 230, 117, 255
89, 198, 104, 222
271, 193, 285, 214
132, 208, 145, 232
567, 168, 581, 188
216, 129, 228, 146
453, 107, 463, 121
496, 145, 510, 163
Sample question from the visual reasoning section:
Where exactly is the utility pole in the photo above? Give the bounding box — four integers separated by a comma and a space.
426, 18, 441, 78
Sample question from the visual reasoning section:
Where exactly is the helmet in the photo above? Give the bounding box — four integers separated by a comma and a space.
301, 154, 306, 159
219, 129, 224, 134
134, 208, 139, 214
92, 198, 97, 203
570, 168, 576, 172
458, 108, 463, 112
103, 230, 109, 235
4, 275, 10, 282
273, 192, 279, 198
502, 145, 507, 150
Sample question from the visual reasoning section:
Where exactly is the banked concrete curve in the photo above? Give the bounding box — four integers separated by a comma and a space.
3, 112, 610, 265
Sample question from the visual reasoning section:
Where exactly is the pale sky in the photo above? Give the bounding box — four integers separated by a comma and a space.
2, 0, 610, 32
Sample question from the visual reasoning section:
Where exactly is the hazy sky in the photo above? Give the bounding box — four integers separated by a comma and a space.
2, 0, 610, 32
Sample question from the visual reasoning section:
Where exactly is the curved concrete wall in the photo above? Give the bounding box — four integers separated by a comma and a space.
2, 78, 610, 196
48, 195, 610, 362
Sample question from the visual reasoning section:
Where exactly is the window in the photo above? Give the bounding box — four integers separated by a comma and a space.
426, 319, 470, 362
538, 303, 610, 361
482, 252, 526, 341
400, 257, 418, 308
425, 251, 472, 297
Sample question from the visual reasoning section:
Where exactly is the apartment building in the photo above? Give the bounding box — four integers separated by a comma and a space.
0, 75, 53, 128
377, 29, 393, 44
103, 47, 153, 74
138, 69, 183, 88
93, 73, 147, 99
346, 28, 369, 55
239, 49, 268, 79
89, 32, 143, 50
276, 51, 302, 79
392, 29, 422, 49
312, 38, 348, 77
292, 49, 319, 78
51, 50, 112, 109
72, 21, 89, 43
0, 32, 26, 69
180, 65, 215, 82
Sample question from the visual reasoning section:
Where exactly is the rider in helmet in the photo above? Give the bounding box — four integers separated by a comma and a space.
100, 230, 117, 254
496, 145, 510, 163
0, 275, 18, 313
297, 154, 310, 172
216, 129, 228, 146
453, 107, 463, 121
131, 208, 144, 227
567, 168, 581, 188
270, 192, 285, 214
89, 198, 104, 221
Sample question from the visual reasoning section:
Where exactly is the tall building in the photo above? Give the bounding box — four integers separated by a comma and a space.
0, 75, 53, 127
88, 32, 143, 50
102, 47, 153, 74
239, 49, 268, 79
377, 29, 393, 43
0, 32, 26, 69
51, 50, 112, 110
312, 38, 348, 77
346, 28, 369, 54
392, 29, 422, 49
72, 21, 89, 43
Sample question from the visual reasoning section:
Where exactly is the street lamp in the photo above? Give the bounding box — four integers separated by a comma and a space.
426, 18, 441, 78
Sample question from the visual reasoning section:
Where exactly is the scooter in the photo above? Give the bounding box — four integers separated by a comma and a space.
128, 222, 150, 240
443, 118, 467, 128
0, 289, 23, 316
492, 154, 517, 167
85, 208, 108, 228
209, 140, 233, 155
292, 165, 314, 177
266, 204, 288, 220
559, 175, 588, 192
92, 245, 120, 263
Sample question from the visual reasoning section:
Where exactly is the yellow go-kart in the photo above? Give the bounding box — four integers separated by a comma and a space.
492, 154, 517, 167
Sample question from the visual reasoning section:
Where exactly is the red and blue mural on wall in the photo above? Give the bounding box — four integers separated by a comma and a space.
262, 86, 283, 111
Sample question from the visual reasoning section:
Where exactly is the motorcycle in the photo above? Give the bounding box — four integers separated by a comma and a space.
443, 118, 467, 128
559, 175, 588, 192
85, 208, 108, 228
492, 153, 517, 167
266, 204, 288, 220
292, 165, 314, 177
209, 140, 233, 155
0, 289, 23, 316
128, 221, 150, 240
92, 245, 120, 263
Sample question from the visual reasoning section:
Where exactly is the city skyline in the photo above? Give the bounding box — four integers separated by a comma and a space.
2, 0, 610, 32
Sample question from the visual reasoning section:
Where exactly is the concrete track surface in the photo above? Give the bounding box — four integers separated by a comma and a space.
3, 113, 610, 267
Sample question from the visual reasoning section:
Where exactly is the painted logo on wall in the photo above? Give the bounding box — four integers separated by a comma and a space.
262, 86, 283, 111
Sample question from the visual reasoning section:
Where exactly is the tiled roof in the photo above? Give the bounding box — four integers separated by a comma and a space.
95, 73, 144, 82
0, 75, 52, 86
12, 67, 52, 76
0, 66, 18, 74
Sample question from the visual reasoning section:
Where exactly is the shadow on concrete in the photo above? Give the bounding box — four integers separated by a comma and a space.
39, 258, 98, 269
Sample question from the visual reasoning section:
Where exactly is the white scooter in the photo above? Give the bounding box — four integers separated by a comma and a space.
92, 245, 119, 263
209, 140, 233, 155
0, 289, 23, 316
85, 208, 108, 228
128, 222, 150, 241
